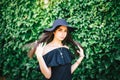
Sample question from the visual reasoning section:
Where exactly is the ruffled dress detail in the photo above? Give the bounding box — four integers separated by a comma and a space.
38, 47, 73, 80
43, 47, 72, 67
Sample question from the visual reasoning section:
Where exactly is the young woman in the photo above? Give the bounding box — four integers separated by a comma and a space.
28, 19, 84, 80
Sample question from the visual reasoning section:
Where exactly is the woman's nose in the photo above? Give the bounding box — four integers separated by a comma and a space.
61, 31, 66, 35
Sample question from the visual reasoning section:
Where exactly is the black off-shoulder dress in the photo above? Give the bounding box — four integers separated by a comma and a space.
41, 47, 73, 80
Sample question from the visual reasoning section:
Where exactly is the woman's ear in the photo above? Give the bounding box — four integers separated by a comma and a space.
53, 31, 55, 35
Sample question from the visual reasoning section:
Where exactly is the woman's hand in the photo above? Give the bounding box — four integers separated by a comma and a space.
71, 44, 85, 73
35, 42, 46, 58
77, 46, 85, 58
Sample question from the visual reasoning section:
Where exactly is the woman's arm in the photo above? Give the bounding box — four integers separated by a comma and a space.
35, 43, 51, 79
71, 56, 84, 73
71, 46, 84, 73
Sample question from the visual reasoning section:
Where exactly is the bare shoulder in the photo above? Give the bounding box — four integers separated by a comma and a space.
64, 45, 69, 49
42, 45, 50, 56
42, 44, 54, 56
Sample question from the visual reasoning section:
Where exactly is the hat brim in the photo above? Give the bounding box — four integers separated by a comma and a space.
44, 25, 77, 32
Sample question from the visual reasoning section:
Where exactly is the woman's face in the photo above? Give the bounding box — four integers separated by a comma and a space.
53, 26, 68, 41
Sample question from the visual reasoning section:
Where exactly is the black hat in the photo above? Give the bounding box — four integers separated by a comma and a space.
44, 19, 77, 32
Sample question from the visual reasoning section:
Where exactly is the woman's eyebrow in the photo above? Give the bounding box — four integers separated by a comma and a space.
57, 28, 62, 30
58, 27, 67, 30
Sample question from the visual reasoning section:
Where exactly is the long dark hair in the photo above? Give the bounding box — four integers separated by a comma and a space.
27, 26, 83, 58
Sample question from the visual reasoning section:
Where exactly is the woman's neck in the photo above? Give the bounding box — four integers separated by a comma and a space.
51, 38, 63, 47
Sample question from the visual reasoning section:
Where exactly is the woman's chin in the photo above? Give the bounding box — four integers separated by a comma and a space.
57, 37, 66, 41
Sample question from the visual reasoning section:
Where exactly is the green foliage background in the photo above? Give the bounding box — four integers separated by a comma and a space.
0, 0, 120, 80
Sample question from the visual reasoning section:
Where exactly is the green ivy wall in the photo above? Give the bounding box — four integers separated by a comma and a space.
0, 0, 120, 80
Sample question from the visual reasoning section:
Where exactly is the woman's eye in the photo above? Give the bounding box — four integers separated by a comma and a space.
64, 30, 67, 32
58, 29, 62, 31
